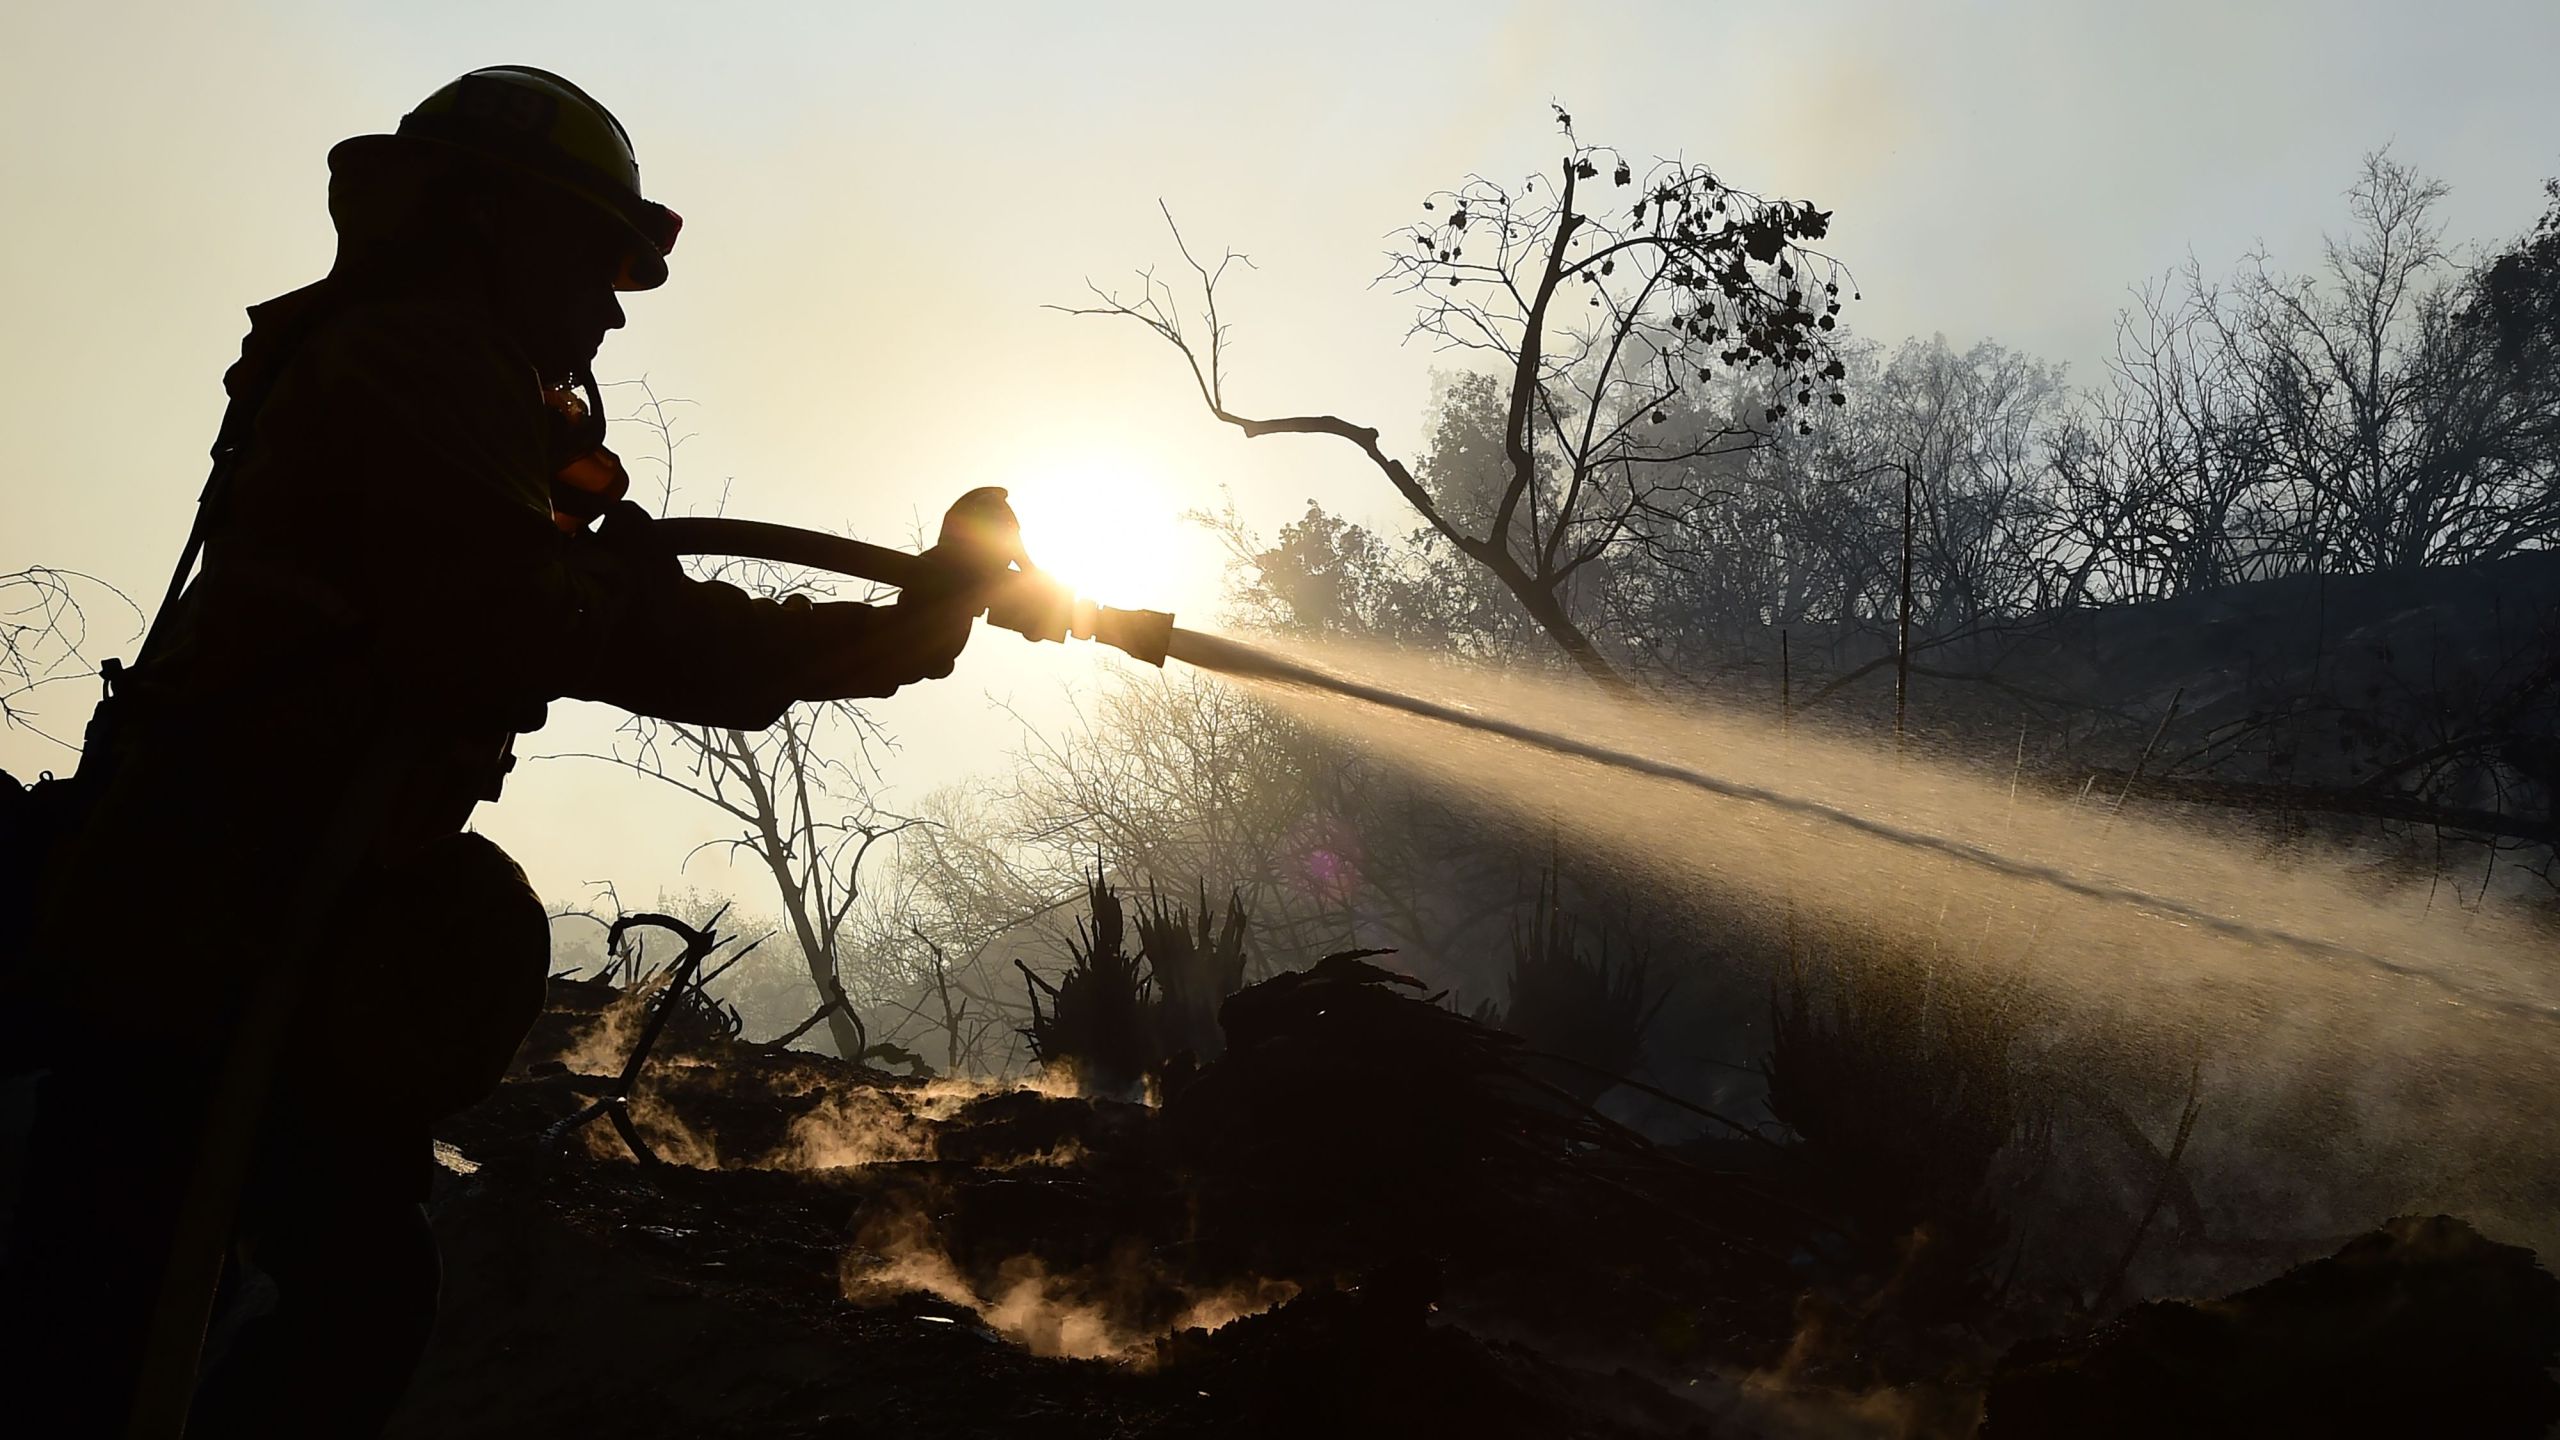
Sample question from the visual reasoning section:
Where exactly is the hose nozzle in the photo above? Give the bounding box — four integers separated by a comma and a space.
1080, 602, 1173, 667
983, 570, 1172, 667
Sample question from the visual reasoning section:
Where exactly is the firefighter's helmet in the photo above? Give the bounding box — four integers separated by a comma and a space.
329, 65, 680, 290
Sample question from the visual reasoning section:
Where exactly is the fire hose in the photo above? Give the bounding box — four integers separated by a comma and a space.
651, 505, 1177, 668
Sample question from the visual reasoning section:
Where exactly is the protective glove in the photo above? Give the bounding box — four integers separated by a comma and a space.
592, 498, 681, 584
888, 487, 1025, 679
909, 488, 1027, 594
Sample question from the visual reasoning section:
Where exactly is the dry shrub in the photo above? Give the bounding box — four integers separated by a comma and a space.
1019, 875, 1156, 1096
1763, 936, 2045, 1319
1020, 875, 1258, 1095
1137, 882, 1250, 1063
1490, 871, 1671, 1103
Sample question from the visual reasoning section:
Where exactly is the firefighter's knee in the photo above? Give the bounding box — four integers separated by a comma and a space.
318, 831, 551, 1122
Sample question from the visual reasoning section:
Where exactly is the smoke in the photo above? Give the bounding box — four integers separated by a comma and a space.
569, 1066, 1107, 1175
546, 1053, 1293, 1357
1196, 635, 2560, 1248
766, 1079, 962, 1170
557, 981, 653, 1078
768, 1077, 1090, 1172
840, 1196, 1297, 1361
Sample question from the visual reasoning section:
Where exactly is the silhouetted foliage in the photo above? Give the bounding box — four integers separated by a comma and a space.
1762, 940, 2045, 1319
1067, 105, 1854, 690
1136, 881, 1250, 1063
1018, 873, 1156, 1096
1489, 872, 1671, 1104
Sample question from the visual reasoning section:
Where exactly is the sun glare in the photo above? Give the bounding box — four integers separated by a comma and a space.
1002, 456, 1212, 616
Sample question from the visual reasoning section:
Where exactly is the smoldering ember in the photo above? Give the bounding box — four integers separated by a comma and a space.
6, 17, 2560, 1440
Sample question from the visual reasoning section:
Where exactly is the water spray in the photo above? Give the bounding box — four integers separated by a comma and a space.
1167, 634, 2549, 1009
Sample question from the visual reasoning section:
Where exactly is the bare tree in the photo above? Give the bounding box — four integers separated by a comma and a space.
2209, 152, 2560, 571
1593, 333, 2069, 681
1871, 336, 2069, 632
543, 383, 919, 1061
847, 658, 1545, 1063
1062, 106, 1853, 692
558, 648, 921, 1062
843, 786, 1081, 1075
1, 566, 139, 750
2047, 275, 2275, 606
1004, 670, 1367, 962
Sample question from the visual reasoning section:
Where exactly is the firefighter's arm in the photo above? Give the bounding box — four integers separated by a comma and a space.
306, 303, 966, 729
557, 502, 976, 731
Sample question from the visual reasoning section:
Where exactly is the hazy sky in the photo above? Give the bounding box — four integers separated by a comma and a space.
5, 0, 2556, 906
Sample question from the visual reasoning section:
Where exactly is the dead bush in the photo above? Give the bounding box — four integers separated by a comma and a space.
1762, 936, 2046, 1320
1019, 875, 1156, 1097
1489, 872, 1671, 1104
1137, 882, 1250, 1064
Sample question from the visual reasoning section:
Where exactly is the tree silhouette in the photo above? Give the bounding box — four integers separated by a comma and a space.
1061, 106, 1853, 693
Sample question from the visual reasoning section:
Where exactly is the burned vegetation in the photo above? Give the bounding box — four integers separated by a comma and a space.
386, 876, 2560, 1440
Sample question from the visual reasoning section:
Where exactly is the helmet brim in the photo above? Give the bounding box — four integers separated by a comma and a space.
328, 132, 671, 291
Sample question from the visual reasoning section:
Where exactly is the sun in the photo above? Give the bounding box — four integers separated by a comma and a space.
1001, 455, 1211, 615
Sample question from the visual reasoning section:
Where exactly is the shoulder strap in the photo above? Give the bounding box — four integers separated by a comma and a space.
131, 280, 346, 669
